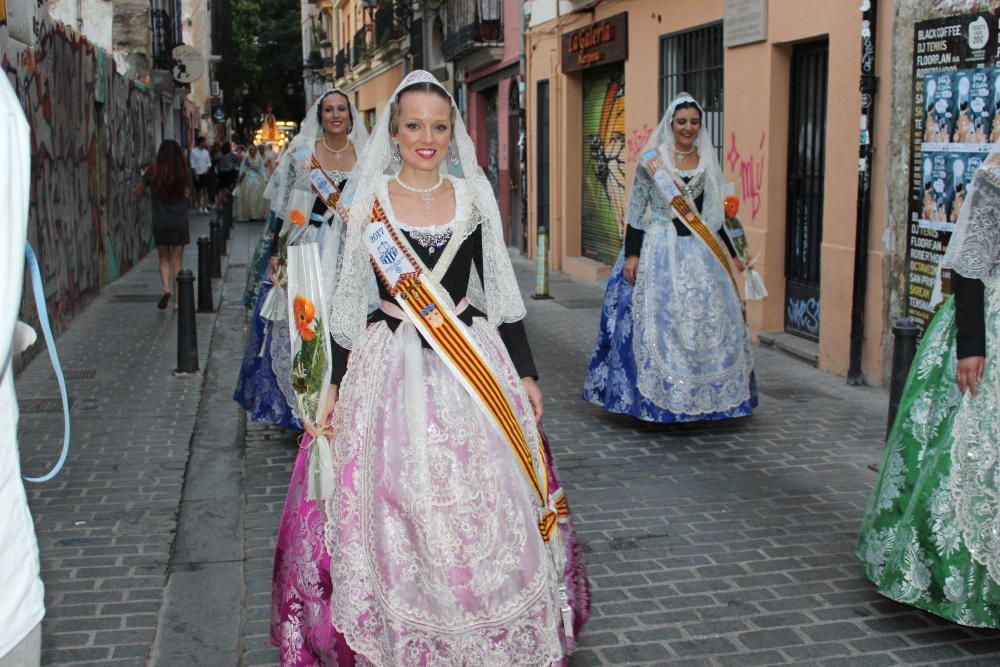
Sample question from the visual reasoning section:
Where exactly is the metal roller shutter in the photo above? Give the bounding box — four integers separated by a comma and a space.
581, 63, 627, 266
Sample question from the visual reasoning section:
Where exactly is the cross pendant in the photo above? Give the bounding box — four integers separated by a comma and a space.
422, 193, 433, 209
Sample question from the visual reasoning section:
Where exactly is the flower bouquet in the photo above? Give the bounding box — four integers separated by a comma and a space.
259, 190, 313, 323
286, 242, 334, 502
722, 194, 768, 301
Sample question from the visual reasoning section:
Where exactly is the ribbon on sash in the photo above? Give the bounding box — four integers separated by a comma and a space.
640, 149, 745, 313
308, 156, 349, 224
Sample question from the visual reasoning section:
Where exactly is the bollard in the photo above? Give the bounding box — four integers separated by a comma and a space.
217, 209, 229, 255
176, 269, 199, 373
223, 197, 233, 239
210, 219, 223, 278
886, 316, 922, 439
197, 236, 214, 313
532, 229, 552, 300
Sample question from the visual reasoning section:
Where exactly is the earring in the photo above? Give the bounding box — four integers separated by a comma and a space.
448, 143, 459, 166
392, 141, 402, 163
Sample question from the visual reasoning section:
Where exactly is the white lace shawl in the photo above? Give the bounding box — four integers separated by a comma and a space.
625, 93, 725, 234
942, 150, 1000, 289
265, 89, 369, 219
327, 70, 526, 350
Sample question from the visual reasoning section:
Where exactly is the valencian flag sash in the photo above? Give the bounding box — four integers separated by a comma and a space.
308, 156, 348, 222
640, 149, 743, 304
363, 199, 571, 547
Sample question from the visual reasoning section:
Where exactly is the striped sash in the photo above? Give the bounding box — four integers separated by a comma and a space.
308, 156, 348, 222
640, 150, 741, 300
364, 199, 569, 545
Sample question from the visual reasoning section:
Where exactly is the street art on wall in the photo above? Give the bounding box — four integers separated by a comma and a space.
2, 18, 153, 337
581, 63, 626, 266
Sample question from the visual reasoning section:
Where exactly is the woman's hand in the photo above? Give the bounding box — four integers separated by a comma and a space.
522, 377, 543, 424
268, 256, 280, 280
304, 385, 339, 437
957, 356, 986, 396
623, 255, 640, 285
733, 258, 746, 273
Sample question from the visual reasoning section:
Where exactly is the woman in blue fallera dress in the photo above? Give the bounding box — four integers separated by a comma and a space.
583, 93, 756, 423
233, 89, 368, 429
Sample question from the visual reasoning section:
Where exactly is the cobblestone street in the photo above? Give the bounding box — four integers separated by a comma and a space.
241, 261, 1000, 666
13, 221, 1000, 666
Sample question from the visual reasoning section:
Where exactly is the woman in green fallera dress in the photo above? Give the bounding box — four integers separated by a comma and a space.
857, 151, 1000, 627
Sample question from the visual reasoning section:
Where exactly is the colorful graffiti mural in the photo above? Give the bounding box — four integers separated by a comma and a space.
581, 64, 626, 265
3, 18, 153, 338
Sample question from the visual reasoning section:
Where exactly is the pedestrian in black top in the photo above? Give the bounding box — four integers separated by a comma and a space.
136, 139, 192, 310
215, 142, 240, 210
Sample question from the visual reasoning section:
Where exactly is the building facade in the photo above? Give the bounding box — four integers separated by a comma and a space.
310, 0, 413, 128
444, 0, 528, 250
525, 0, 895, 384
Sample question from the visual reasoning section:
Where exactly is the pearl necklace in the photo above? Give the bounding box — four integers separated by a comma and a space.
394, 174, 444, 210
322, 135, 350, 158
673, 144, 696, 159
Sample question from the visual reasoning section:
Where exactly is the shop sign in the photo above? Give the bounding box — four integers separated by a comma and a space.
212, 104, 227, 124
905, 11, 999, 326
724, 0, 767, 48
172, 45, 205, 84
561, 12, 628, 74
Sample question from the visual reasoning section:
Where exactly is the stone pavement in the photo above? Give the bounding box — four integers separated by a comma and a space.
13, 212, 256, 666
14, 225, 1000, 666
241, 257, 1000, 667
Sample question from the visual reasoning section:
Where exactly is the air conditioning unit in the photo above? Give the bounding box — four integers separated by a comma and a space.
210, 80, 221, 97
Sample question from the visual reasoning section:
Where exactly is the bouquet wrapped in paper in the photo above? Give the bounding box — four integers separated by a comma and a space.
286, 243, 334, 501
259, 190, 313, 322
721, 194, 768, 301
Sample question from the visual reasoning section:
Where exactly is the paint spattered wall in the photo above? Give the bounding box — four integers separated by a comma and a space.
2, 17, 154, 343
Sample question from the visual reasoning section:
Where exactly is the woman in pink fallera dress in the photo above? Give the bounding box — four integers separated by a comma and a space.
269, 71, 589, 665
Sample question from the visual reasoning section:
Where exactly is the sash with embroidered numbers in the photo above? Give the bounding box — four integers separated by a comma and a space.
307, 156, 349, 223
364, 197, 572, 551
640, 149, 742, 302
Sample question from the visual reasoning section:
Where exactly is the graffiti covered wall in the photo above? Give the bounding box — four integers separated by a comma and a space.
581, 63, 627, 266
2, 17, 153, 340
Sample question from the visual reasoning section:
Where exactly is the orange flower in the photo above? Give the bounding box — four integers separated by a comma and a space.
288, 209, 306, 226
293, 295, 316, 341
724, 196, 740, 218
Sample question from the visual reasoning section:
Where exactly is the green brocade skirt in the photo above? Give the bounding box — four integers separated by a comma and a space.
857, 296, 1000, 628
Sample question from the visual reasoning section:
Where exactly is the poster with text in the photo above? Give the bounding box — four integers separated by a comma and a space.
907, 11, 998, 326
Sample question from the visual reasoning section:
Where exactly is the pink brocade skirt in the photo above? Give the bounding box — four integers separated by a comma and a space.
270, 321, 589, 666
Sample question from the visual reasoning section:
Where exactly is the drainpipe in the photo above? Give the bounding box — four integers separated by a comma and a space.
847, 0, 878, 386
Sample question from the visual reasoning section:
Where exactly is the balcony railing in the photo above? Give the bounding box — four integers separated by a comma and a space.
335, 48, 347, 79
442, 0, 502, 61
151, 9, 176, 71
351, 27, 367, 66
375, 4, 394, 46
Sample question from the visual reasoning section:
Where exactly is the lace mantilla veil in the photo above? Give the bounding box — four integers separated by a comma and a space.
626, 93, 726, 233
264, 88, 369, 221
326, 70, 527, 349
942, 149, 1000, 288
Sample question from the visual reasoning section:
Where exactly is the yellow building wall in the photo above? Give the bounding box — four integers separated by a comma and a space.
526, 0, 893, 383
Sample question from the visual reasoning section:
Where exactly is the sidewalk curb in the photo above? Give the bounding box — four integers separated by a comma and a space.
150, 224, 254, 666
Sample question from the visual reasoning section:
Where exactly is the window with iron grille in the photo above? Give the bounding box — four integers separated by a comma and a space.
659, 22, 724, 159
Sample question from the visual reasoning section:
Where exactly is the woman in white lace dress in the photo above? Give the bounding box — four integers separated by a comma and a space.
307, 70, 589, 666
583, 93, 756, 423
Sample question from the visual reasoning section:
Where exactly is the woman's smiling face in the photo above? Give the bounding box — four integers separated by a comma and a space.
394, 90, 453, 173
671, 106, 702, 151
321, 92, 351, 136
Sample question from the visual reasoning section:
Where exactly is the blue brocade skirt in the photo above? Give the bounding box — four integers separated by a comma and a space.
583, 250, 757, 423
233, 281, 302, 430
